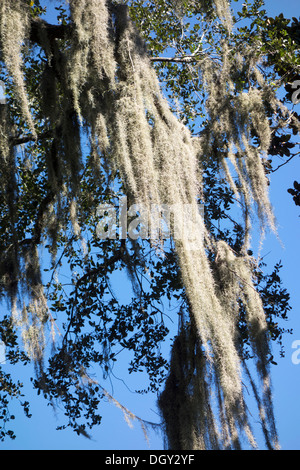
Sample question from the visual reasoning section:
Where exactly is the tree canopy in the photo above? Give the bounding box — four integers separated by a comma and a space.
0, 0, 299, 449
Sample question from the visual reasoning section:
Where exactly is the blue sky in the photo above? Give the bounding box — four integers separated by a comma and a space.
2, 0, 300, 450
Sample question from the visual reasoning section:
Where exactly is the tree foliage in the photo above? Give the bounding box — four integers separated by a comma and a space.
0, 0, 298, 449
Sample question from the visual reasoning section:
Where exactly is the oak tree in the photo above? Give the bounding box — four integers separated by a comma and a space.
0, 0, 298, 449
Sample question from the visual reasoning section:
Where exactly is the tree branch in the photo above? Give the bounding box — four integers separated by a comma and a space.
10, 129, 54, 147
271, 151, 300, 173
33, 190, 56, 245
29, 17, 71, 47
150, 56, 199, 64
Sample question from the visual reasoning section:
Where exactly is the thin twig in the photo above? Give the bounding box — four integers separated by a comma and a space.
271, 151, 300, 173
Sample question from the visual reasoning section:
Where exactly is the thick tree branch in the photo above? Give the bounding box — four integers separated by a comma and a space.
29, 17, 71, 47
29, 18, 199, 67
10, 129, 54, 147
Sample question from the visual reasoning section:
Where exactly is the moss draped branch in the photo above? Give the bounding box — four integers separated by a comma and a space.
29, 17, 71, 46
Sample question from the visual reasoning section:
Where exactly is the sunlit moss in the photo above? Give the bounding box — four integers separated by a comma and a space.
0, 0, 36, 136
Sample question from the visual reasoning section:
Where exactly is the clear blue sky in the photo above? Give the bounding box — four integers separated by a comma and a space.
2, 0, 300, 450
